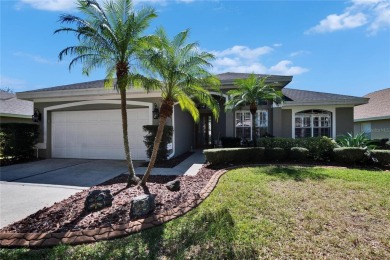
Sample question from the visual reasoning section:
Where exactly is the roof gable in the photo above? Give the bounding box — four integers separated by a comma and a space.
354, 88, 390, 121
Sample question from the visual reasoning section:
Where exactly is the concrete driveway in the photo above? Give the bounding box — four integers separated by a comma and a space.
0, 159, 131, 228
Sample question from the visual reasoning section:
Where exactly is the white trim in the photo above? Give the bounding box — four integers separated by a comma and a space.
283, 100, 367, 107
290, 106, 336, 139
168, 105, 176, 159
209, 91, 229, 102
37, 100, 153, 150
354, 115, 390, 122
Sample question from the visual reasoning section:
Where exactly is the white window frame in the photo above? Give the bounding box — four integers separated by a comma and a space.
235, 110, 268, 140
294, 110, 332, 138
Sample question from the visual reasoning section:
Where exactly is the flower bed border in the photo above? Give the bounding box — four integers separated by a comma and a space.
0, 169, 227, 248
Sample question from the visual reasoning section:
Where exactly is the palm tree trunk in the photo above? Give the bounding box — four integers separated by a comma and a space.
141, 115, 167, 186
119, 87, 138, 187
250, 103, 257, 147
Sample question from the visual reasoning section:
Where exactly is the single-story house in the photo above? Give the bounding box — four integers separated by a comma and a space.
0, 90, 33, 123
354, 88, 390, 139
16, 72, 368, 160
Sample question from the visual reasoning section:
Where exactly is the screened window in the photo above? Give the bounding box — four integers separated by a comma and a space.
235, 110, 268, 140
295, 110, 332, 138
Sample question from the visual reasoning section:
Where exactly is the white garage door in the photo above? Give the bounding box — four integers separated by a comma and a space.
52, 109, 149, 160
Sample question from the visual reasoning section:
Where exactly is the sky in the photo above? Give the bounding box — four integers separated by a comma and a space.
0, 0, 389, 97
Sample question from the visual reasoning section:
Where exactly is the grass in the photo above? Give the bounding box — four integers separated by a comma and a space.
1, 166, 389, 259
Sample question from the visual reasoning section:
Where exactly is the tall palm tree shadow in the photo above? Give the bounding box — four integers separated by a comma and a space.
261, 166, 330, 181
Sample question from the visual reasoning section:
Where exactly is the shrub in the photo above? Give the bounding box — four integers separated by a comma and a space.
265, 147, 286, 162
220, 137, 241, 148
143, 125, 173, 163
370, 150, 390, 166
336, 132, 370, 148
297, 137, 337, 161
289, 147, 309, 162
258, 136, 336, 161
367, 138, 390, 150
0, 123, 39, 162
333, 147, 367, 164
258, 137, 295, 150
204, 147, 265, 165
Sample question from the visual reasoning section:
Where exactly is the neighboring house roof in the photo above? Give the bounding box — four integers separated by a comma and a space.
0, 90, 33, 118
354, 88, 390, 122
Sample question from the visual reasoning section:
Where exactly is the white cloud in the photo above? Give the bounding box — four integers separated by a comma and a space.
290, 50, 311, 57
0, 75, 27, 91
269, 60, 309, 76
209, 45, 308, 76
307, 12, 367, 33
13, 51, 53, 64
212, 45, 273, 60
273, 43, 283, 47
307, 0, 390, 35
19, 0, 77, 11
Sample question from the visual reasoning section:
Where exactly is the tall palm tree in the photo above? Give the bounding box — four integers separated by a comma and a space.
55, 0, 157, 186
225, 74, 283, 146
140, 28, 220, 185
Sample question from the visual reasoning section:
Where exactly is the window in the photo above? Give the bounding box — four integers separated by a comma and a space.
295, 110, 332, 138
235, 110, 268, 140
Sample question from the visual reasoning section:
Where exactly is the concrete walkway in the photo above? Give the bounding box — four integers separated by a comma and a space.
0, 151, 206, 228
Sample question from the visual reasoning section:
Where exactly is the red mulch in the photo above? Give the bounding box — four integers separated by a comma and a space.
0, 166, 217, 234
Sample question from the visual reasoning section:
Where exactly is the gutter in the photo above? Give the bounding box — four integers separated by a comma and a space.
354, 115, 390, 122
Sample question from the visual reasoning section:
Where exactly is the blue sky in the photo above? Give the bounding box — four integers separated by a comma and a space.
1, 0, 389, 96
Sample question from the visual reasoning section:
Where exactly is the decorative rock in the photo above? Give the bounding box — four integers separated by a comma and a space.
84, 190, 113, 212
165, 179, 180, 191
130, 194, 156, 217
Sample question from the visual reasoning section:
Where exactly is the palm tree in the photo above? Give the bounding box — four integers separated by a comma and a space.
140, 28, 220, 186
55, 0, 157, 186
225, 74, 283, 146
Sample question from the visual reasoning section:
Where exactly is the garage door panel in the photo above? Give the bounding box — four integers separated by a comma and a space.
52, 109, 149, 160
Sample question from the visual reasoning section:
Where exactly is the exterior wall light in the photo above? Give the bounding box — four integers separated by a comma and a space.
32, 109, 41, 122
153, 103, 160, 119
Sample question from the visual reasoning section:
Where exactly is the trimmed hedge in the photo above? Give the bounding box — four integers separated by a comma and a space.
204, 147, 265, 165
289, 147, 309, 162
265, 147, 286, 162
258, 136, 336, 161
0, 123, 39, 162
220, 137, 241, 148
143, 125, 173, 163
333, 147, 366, 164
370, 150, 390, 166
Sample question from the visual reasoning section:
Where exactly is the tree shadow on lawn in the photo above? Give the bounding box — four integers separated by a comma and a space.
136, 207, 238, 259
261, 166, 330, 182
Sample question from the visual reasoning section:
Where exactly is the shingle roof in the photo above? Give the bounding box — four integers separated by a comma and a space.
282, 88, 366, 102
354, 88, 390, 120
20, 73, 291, 94
21, 79, 107, 93
0, 91, 33, 117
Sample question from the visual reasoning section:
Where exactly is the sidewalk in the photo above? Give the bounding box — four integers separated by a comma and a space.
135, 150, 205, 176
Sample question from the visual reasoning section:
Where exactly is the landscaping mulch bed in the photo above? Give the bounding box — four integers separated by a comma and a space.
0, 166, 216, 234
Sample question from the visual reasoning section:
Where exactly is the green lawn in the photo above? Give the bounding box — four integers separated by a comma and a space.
1, 166, 389, 259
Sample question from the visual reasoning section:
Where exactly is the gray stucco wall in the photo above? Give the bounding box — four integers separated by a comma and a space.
272, 107, 282, 137
354, 120, 390, 139
281, 109, 292, 138
336, 107, 354, 137
173, 105, 194, 156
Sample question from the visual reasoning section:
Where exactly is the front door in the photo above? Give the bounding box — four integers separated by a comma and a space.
195, 113, 213, 148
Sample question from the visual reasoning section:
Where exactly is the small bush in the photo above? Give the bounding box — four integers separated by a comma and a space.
204, 147, 265, 165
289, 147, 309, 162
265, 147, 286, 162
220, 137, 241, 148
370, 150, 390, 166
258, 137, 296, 150
333, 147, 367, 164
143, 125, 173, 163
0, 123, 39, 163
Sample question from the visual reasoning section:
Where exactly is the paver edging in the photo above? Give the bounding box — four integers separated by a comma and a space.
0, 168, 228, 249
